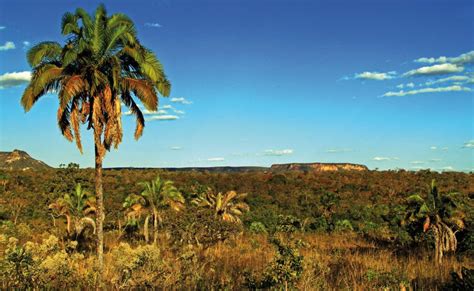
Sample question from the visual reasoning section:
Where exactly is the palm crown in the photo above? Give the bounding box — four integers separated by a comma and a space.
21, 4, 170, 154
49, 183, 96, 238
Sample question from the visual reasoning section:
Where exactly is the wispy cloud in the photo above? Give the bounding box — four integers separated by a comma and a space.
264, 149, 294, 156
372, 156, 396, 161
382, 85, 471, 97
170, 146, 182, 150
0, 71, 31, 89
415, 50, 474, 65
354, 71, 396, 81
170, 97, 192, 105
326, 148, 352, 153
207, 157, 225, 162
173, 109, 185, 115
430, 146, 437, 150
441, 166, 455, 171
410, 161, 425, 165
145, 22, 162, 28
424, 75, 472, 86
0, 26, 5, 30
0, 41, 15, 51
22, 41, 30, 50
396, 82, 415, 89
404, 63, 464, 76
429, 158, 442, 162
463, 140, 474, 148
145, 115, 179, 121
162, 105, 173, 109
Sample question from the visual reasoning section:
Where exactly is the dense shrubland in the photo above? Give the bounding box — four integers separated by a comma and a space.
0, 167, 473, 289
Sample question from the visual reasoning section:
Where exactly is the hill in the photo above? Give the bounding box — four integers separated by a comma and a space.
0, 149, 52, 171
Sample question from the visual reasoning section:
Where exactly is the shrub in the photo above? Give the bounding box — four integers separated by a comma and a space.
334, 219, 354, 232
249, 221, 267, 234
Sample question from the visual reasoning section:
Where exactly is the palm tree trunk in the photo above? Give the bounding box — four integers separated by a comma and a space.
153, 209, 158, 244
95, 142, 105, 274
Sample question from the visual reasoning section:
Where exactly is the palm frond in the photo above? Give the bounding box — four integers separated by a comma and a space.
27, 41, 62, 67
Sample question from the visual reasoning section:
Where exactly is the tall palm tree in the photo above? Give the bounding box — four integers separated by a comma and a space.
124, 176, 185, 243
49, 183, 97, 238
404, 179, 465, 263
192, 189, 249, 224
21, 5, 170, 270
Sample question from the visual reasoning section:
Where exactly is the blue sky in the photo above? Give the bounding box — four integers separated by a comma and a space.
0, 0, 473, 171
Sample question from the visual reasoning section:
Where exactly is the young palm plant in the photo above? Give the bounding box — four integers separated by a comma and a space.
192, 188, 249, 224
21, 5, 170, 270
123, 176, 185, 243
49, 183, 97, 239
404, 179, 465, 264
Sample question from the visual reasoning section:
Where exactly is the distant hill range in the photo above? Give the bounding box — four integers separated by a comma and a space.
0, 149, 52, 171
0, 149, 369, 172
112, 162, 369, 173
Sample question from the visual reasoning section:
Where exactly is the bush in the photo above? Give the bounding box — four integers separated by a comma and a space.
249, 221, 267, 234
334, 219, 354, 232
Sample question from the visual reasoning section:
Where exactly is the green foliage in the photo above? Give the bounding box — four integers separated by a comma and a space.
334, 219, 354, 232
245, 237, 304, 289
276, 214, 302, 233
249, 221, 267, 234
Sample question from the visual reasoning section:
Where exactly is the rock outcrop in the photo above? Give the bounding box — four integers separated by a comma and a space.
270, 162, 368, 172
0, 149, 51, 171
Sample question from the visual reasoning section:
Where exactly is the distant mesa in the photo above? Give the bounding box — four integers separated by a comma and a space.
270, 162, 368, 172
0, 149, 51, 171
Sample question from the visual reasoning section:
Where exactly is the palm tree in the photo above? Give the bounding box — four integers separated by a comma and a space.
49, 183, 97, 238
404, 179, 465, 264
192, 189, 249, 224
124, 176, 185, 243
21, 5, 170, 270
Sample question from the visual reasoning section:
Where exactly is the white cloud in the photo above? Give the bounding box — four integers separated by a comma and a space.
373, 157, 391, 161
415, 50, 474, 65
170, 146, 182, 150
424, 75, 471, 86
145, 22, 162, 28
0, 26, 5, 30
396, 82, 415, 89
410, 161, 425, 165
0, 41, 15, 51
22, 41, 30, 50
326, 148, 352, 153
382, 85, 471, 97
404, 63, 464, 76
207, 157, 225, 162
463, 140, 474, 148
430, 146, 437, 150
354, 71, 395, 81
173, 109, 185, 115
0, 71, 31, 89
441, 166, 455, 171
264, 149, 294, 156
145, 115, 179, 121
170, 97, 192, 104
161, 105, 173, 109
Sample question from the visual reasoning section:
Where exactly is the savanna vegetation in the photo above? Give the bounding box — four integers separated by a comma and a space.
0, 167, 473, 289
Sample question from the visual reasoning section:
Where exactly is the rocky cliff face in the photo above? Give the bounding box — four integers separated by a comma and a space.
0, 149, 51, 171
270, 162, 368, 172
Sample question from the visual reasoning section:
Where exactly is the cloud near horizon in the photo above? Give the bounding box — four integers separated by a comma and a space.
326, 148, 352, 153
382, 85, 471, 97
463, 140, 474, 148
207, 157, 225, 162
264, 149, 294, 156
0, 71, 31, 89
0, 41, 15, 51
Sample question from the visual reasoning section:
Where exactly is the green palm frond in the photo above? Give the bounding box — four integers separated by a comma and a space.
27, 41, 62, 67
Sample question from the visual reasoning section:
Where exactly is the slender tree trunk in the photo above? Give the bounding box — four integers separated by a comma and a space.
153, 208, 158, 244
95, 143, 105, 274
